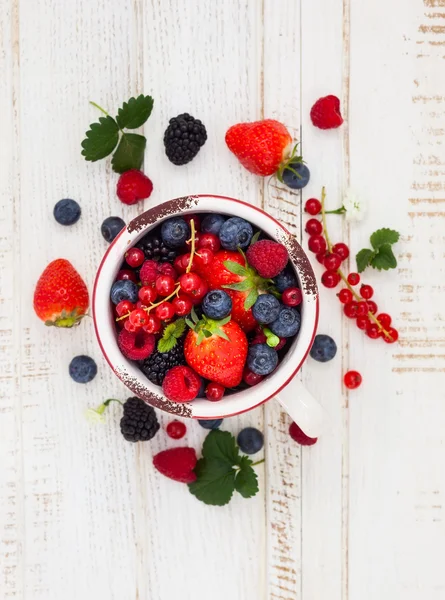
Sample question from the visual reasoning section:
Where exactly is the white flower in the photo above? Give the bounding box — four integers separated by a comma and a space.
85, 407, 106, 424
342, 189, 366, 222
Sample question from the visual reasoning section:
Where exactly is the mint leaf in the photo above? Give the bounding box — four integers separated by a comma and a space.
157, 336, 176, 353
244, 288, 259, 310
223, 260, 247, 277
202, 430, 241, 466
188, 458, 236, 506
370, 244, 397, 270
356, 248, 375, 273
370, 228, 400, 250
235, 457, 259, 499
116, 94, 154, 129
111, 133, 146, 173
223, 280, 251, 292
157, 318, 186, 352
81, 116, 119, 161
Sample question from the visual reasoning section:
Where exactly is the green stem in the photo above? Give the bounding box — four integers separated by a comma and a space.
251, 459, 265, 467
103, 398, 123, 407
90, 101, 110, 117
325, 207, 346, 215
320, 187, 333, 253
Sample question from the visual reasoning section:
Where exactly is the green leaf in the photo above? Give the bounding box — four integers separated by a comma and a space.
197, 331, 205, 345
216, 316, 231, 326
191, 306, 199, 324
116, 94, 154, 129
370, 228, 400, 250
185, 318, 195, 330
223, 280, 252, 292
111, 133, 146, 173
81, 116, 120, 161
162, 322, 176, 339
203, 330, 212, 338
202, 430, 241, 465
173, 318, 186, 337
370, 244, 397, 270
250, 231, 261, 246
223, 260, 247, 277
188, 458, 236, 506
215, 328, 230, 342
244, 288, 259, 310
235, 459, 259, 499
157, 336, 177, 353
356, 248, 375, 273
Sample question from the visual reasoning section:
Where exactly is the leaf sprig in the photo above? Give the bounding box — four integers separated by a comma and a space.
356, 228, 400, 273
185, 307, 231, 345
81, 95, 154, 173
158, 319, 186, 353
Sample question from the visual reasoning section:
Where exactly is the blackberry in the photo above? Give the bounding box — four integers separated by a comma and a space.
136, 234, 177, 263
164, 113, 207, 165
139, 337, 186, 386
120, 397, 160, 442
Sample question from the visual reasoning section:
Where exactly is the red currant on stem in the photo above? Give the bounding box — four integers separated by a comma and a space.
172, 295, 193, 317
186, 232, 200, 248
139, 286, 157, 305
360, 284, 374, 300
183, 215, 201, 231
344, 301, 358, 318
125, 247, 145, 268
116, 269, 138, 283
356, 301, 369, 317
377, 313, 391, 329
383, 327, 399, 343
206, 382, 225, 401
305, 219, 323, 236
142, 314, 161, 334
338, 289, 353, 304
332, 242, 349, 261
356, 315, 370, 330
155, 275, 176, 297
129, 308, 148, 328
305, 198, 322, 215
174, 254, 190, 274
124, 319, 138, 333
316, 252, 327, 264
198, 233, 220, 253
366, 323, 380, 339
166, 420, 187, 439
155, 302, 175, 321
344, 370, 362, 390
308, 235, 327, 254
194, 248, 214, 267
367, 300, 378, 314
321, 270, 341, 289
347, 273, 360, 286
324, 253, 342, 271
116, 300, 135, 317
282, 287, 302, 307
179, 272, 203, 295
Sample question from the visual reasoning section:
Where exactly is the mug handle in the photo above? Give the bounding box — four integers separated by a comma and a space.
275, 377, 326, 439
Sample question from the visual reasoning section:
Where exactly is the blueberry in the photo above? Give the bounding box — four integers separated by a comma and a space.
199, 419, 223, 430
247, 343, 278, 375
282, 162, 310, 190
53, 199, 81, 226
219, 217, 253, 250
69, 355, 97, 383
269, 306, 301, 338
310, 334, 337, 363
101, 216, 126, 243
201, 214, 226, 235
237, 427, 264, 455
252, 294, 281, 324
273, 269, 298, 293
161, 217, 190, 248
202, 290, 232, 320
110, 280, 139, 305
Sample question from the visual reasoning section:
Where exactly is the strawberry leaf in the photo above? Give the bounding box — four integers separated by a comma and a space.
223, 280, 252, 292
356, 248, 375, 273
244, 288, 259, 310
157, 336, 177, 353
370, 228, 400, 250
370, 244, 397, 270
197, 331, 205, 345
201, 430, 241, 465
173, 318, 186, 337
116, 94, 154, 129
111, 133, 146, 173
234, 457, 259, 499
223, 260, 247, 277
157, 318, 186, 352
188, 458, 236, 506
81, 116, 120, 162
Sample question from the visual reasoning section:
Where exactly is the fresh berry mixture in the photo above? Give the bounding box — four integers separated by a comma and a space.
109, 213, 302, 403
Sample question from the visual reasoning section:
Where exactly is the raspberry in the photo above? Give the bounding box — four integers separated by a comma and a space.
246, 240, 288, 278
120, 397, 160, 442
116, 170, 153, 205
289, 422, 317, 446
153, 447, 197, 483
162, 366, 201, 402
139, 260, 159, 285
166, 420, 187, 440
117, 328, 155, 360
310, 95, 344, 130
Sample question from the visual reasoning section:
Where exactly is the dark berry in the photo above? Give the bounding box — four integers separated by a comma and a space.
69, 355, 97, 383
310, 334, 337, 362
116, 269, 138, 283
273, 269, 297, 293
344, 370, 362, 390
304, 198, 322, 215
164, 113, 207, 165
136, 234, 178, 263
247, 343, 278, 375
199, 419, 223, 430
161, 217, 190, 249
237, 427, 264, 454
183, 215, 201, 230
252, 294, 281, 324
305, 218, 323, 236
139, 337, 186, 386
243, 368, 264, 386
120, 397, 160, 442
219, 217, 253, 250
201, 214, 226, 235
111, 280, 139, 305
166, 420, 187, 439
269, 306, 301, 338
53, 198, 81, 226
282, 161, 310, 190
202, 290, 232, 320
101, 216, 125, 243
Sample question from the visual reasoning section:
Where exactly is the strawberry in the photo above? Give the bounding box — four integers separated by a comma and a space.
33, 259, 89, 327
153, 447, 197, 483
225, 119, 293, 176
184, 312, 248, 388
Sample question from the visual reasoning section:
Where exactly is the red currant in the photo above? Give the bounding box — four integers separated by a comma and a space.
338, 289, 353, 304
321, 270, 341, 288
243, 368, 264, 386
356, 301, 369, 317
194, 248, 214, 267
138, 286, 157, 305
155, 275, 176, 297
124, 319, 138, 332
377, 313, 392, 329
179, 272, 203, 295
366, 323, 380, 339
129, 308, 148, 328
198, 232, 220, 253
155, 302, 175, 321
275, 338, 287, 350
356, 315, 370, 330
305, 218, 323, 236
367, 300, 378, 314
344, 301, 358, 318
383, 327, 399, 343
360, 284, 374, 300
172, 295, 193, 317
142, 314, 161, 334
347, 272, 360, 286
323, 253, 342, 271
316, 252, 327, 264
332, 242, 349, 261
183, 214, 201, 231
116, 300, 135, 317
282, 287, 302, 307
344, 370, 362, 390
191, 279, 208, 302
308, 235, 327, 254
125, 247, 145, 268
116, 269, 138, 283
206, 382, 225, 401
174, 254, 190, 274
304, 198, 322, 215
166, 420, 187, 439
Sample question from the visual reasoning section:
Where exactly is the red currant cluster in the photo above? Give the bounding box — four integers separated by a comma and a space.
304, 195, 398, 344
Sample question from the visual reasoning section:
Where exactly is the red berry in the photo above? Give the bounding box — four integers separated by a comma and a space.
344, 370, 362, 390
116, 269, 138, 283
367, 300, 378, 314
125, 247, 145, 268
155, 274, 176, 297
338, 289, 353, 304
191, 279, 208, 303
172, 295, 193, 317
116, 169, 153, 205
321, 270, 340, 288
356, 301, 369, 317
157, 263, 177, 280
174, 254, 190, 274
186, 232, 201, 249
139, 260, 159, 285
356, 315, 370, 330
118, 328, 155, 360
310, 95, 344, 130
116, 300, 135, 317
323, 253, 342, 271
332, 242, 349, 261
383, 327, 399, 344
344, 301, 358, 318
155, 302, 175, 321
366, 323, 380, 339
205, 382, 225, 402
166, 420, 187, 440
243, 368, 264, 386
129, 308, 148, 328
153, 447, 197, 483
162, 366, 201, 403
139, 286, 158, 305
347, 272, 360, 286
308, 235, 327, 254
282, 287, 302, 307
275, 338, 287, 350
316, 252, 326, 264
360, 284, 374, 300
246, 240, 289, 278
194, 248, 214, 267
142, 314, 161, 334
304, 198, 322, 215
124, 319, 138, 332
305, 218, 323, 236
198, 232, 220, 253
179, 272, 204, 295
183, 215, 201, 231
377, 313, 392, 329
289, 421, 317, 446
251, 332, 267, 345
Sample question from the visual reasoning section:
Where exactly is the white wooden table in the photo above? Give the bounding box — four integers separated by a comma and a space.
1, 1, 444, 598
